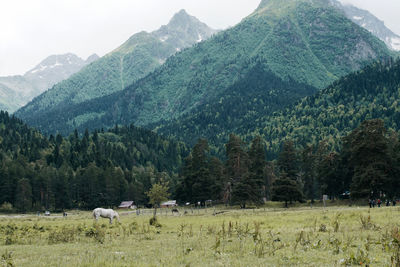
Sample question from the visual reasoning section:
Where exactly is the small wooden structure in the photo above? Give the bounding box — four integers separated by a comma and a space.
118, 201, 136, 209
160, 200, 177, 208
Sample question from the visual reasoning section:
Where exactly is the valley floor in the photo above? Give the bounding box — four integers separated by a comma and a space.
0, 204, 399, 266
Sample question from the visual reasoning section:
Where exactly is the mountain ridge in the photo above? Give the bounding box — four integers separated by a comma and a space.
333, 0, 400, 51
16, 0, 392, 136
15, 10, 217, 119
0, 53, 98, 113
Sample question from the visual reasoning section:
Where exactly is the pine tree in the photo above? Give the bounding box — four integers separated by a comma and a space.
277, 140, 298, 181
191, 139, 212, 203
247, 136, 266, 205
225, 134, 250, 207
343, 119, 395, 199
15, 178, 32, 212
208, 156, 224, 201
271, 174, 303, 208
300, 145, 316, 201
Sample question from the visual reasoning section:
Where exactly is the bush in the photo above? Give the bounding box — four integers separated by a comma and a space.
48, 226, 77, 244
0, 202, 13, 213
85, 224, 105, 244
149, 217, 162, 228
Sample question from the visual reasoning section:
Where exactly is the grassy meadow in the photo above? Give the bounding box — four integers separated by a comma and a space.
1, 203, 400, 266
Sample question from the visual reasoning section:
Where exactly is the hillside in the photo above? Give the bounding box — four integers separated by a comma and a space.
239, 58, 400, 158
0, 53, 98, 113
18, 0, 394, 137
15, 10, 217, 121
0, 110, 188, 209
153, 62, 318, 152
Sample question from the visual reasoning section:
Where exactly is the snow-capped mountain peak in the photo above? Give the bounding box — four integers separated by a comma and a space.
333, 0, 400, 51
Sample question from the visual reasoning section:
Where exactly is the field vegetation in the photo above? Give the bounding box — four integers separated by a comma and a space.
1, 204, 400, 266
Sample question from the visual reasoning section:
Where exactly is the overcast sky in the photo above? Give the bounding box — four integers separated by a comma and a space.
0, 0, 399, 76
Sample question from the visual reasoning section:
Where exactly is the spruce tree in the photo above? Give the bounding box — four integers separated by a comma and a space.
277, 140, 298, 181
15, 178, 32, 212
225, 134, 250, 207
191, 139, 212, 203
247, 136, 266, 205
343, 119, 395, 199
271, 174, 303, 208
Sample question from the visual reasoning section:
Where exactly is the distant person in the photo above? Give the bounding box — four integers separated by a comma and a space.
377, 199, 381, 208
372, 199, 376, 208
386, 200, 390, 207
393, 200, 397, 206
368, 199, 372, 208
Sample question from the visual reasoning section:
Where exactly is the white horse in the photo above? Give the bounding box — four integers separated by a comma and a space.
93, 208, 120, 224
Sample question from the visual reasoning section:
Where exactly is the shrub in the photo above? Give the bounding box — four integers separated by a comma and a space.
85, 224, 105, 244
149, 217, 161, 228
48, 226, 77, 244
0, 202, 13, 213
1, 250, 15, 267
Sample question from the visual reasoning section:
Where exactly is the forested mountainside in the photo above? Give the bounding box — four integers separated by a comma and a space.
16, 0, 392, 136
237, 58, 400, 159
174, 58, 400, 206
3, 58, 400, 210
15, 10, 217, 122
153, 62, 318, 152
0, 53, 98, 113
0, 111, 187, 210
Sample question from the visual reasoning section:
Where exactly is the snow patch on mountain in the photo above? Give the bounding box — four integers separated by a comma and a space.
29, 64, 48, 74
160, 36, 169, 42
390, 37, 400, 51
196, 34, 203, 43
334, 0, 400, 51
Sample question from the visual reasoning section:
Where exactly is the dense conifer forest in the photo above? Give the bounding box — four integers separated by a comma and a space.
2, 107, 400, 211
0, 111, 187, 211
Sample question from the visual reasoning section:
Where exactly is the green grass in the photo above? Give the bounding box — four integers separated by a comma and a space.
1, 204, 400, 266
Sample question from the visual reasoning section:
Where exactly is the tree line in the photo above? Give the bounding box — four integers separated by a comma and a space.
176, 119, 400, 207
1, 106, 399, 211
0, 111, 187, 212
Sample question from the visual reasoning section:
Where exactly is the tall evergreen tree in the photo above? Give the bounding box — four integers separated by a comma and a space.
225, 134, 250, 207
208, 156, 225, 201
277, 140, 298, 181
271, 174, 303, 208
274, 139, 303, 205
191, 139, 212, 203
300, 145, 316, 201
343, 119, 395, 199
317, 152, 341, 199
247, 136, 266, 205
15, 178, 32, 212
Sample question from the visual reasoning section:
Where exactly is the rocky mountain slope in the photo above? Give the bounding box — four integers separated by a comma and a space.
0, 53, 98, 113
15, 10, 217, 118
332, 0, 400, 51
16, 0, 392, 136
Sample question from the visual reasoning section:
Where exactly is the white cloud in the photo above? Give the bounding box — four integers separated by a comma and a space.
0, 0, 261, 76
1, 0, 399, 76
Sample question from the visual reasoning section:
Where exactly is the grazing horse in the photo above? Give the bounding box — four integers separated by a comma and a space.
93, 208, 120, 224
172, 208, 179, 215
